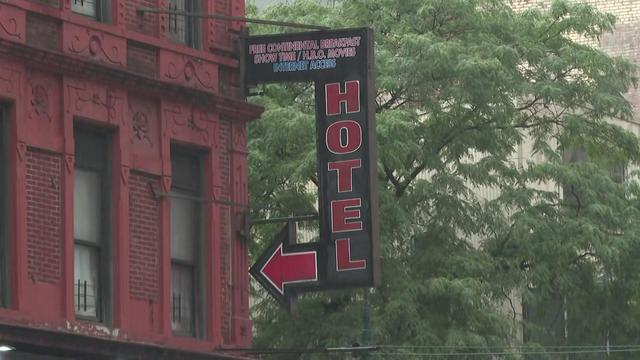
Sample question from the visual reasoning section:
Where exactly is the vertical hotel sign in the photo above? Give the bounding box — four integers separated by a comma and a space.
245, 28, 380, 304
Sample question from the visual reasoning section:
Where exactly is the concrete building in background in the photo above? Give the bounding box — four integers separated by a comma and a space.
510, 0, 639, 114
0, 0, 260, 358
506, 0, 640, 350
248, 0, 339, 9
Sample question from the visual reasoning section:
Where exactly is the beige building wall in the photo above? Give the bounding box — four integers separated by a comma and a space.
500, 0, 640, 344
511, 0, 640, 120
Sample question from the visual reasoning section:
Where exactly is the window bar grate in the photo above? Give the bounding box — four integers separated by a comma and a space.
177, 293, 182, 322
76, 279, 81, 311
83, 280, 87, 312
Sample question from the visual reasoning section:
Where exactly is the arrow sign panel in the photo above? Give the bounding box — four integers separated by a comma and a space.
261, 243, 317, 295
250, 222, 319, 306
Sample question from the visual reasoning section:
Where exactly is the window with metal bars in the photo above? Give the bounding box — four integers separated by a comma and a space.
71, 0, 111, 22
73, 126, 110, 322
166, 0, 201, 48
170, 147, 203, 337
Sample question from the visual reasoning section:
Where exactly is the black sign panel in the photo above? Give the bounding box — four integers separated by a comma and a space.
245, 28, 380, 304
244, 28, 368, 85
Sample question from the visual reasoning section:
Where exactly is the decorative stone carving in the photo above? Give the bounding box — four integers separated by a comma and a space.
65, 79, 124, 125
128, 97, 160, 160
31, 84, 50, 121
163, 103, 212, 144
159, 49, 217, 92
63, 23, 126, 67
212, 185, 224, 202
121, 166, 129, 186
27, 71, 56, 123
233, 161, 248, 204
116, 1, 125, 30
0, 4, 25, 43
158, 0, 167, 35
232, 122, 247, 153
106, 89, 125, 125
131, 110, 152, 146
161, 175, 171, 193
16, 141, 26, 163
0, 61, 21, 98
64, 154, 74, 174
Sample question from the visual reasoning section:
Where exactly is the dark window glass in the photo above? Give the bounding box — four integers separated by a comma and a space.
71, 0, 111, 23
166, 0, 200, 48
170, 148, 203, 337
610, 163, 627, 184
563, 148, 627, 208
72, 0, 99, 19
171, 263, 194, 334
73, 127, 110, 322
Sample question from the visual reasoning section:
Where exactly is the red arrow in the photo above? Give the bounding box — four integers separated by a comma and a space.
260, 244, 318, 295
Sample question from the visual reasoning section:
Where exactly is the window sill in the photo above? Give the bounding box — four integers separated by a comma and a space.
62, 11, 120, 36
165, 334, 213, 353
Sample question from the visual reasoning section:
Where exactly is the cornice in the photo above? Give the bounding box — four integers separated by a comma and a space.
0, 38, 263, 123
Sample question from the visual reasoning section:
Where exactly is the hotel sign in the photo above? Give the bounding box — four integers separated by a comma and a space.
245, 28, 380, 306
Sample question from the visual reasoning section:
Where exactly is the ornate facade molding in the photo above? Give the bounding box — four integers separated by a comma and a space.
160, 49, 218, 92
63, 23, 126, 67
0, 3, 25, 42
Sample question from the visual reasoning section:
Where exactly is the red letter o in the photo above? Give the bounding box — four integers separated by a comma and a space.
325, 120, 362, 154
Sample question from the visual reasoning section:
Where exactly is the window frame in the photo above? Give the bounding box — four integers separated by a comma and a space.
73, 125, 112, 323
0, 107, 10, 308
74, 241, 101, 319
71, 0, 112, 23
169, 146, 205, 338
166, 0, 201, 49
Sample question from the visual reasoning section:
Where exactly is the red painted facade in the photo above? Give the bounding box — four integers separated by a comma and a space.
0, 0, 260, 358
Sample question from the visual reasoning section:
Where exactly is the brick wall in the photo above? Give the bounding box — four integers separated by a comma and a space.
214, 0, 233, 50
127, 40, 158, 78
26, 12, 61, 52
129, 171, 161, 301
26, 148, 62, 284
219, 66, 243, 99
124, 0, 158, 36
218, 119, 232, 343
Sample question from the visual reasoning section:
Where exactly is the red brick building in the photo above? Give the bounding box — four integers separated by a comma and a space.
0, 0, 261, 358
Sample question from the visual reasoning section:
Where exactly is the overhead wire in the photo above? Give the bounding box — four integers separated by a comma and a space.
374, 346, 640, 357
378, 344, 640, 349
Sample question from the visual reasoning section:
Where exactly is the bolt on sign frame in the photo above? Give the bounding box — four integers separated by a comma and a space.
243, 28, 380, 309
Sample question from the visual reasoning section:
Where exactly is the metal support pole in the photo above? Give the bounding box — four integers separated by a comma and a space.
250, 214, 318, 226
136, 7, 330, 31
361, 288, 372, 360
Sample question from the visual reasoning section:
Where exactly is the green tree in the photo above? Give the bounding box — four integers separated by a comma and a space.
247, 1, 640, 358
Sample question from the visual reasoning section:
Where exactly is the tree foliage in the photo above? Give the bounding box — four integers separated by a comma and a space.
246, 0, 639, 358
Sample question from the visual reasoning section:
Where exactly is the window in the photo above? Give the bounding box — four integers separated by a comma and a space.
74, 127, 110, 321
563, 148, 627, 207
610, 163, 627, 184
562, 148, 586, 208
0, 108, 9, 307
166, 0, 200, 48
71, 0, 110, 22
170, 147, 203, 337
522, 291, 568, 349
